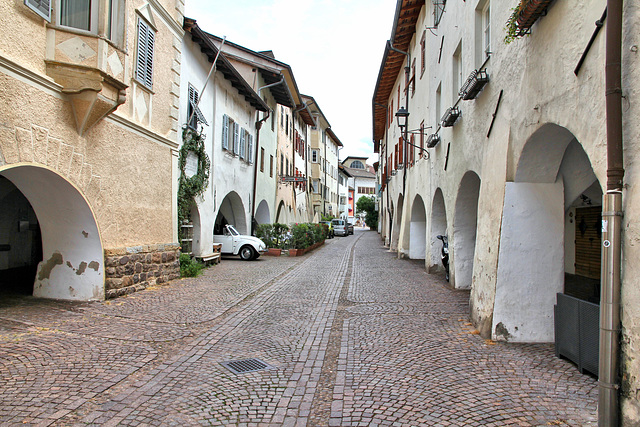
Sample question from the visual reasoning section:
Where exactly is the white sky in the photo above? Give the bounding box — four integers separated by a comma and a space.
184, 0, 398, 166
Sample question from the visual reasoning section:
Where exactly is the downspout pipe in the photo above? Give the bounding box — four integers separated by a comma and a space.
250, 75, 285, 235
599, 0, 624, 425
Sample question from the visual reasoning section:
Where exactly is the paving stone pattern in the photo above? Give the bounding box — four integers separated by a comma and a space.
0, 230, 597, 425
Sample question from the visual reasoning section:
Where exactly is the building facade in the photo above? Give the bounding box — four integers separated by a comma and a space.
180, 20, 268, 256
373, 0, 639, 423
0, 0, 185, 300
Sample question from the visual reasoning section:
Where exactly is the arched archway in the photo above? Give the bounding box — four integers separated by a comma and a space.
409, 195, 426, 260
0, 165, 104, 300
215, 191, 247, 234
188, 203, 202, 256
430, 188, 447, 272
494, 124, 603, 342
453, 172, 481, 289
275, 201, 286, 224
390, 194, 404, 251
255, 200, 271, 225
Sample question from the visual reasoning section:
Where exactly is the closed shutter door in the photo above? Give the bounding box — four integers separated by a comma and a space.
239, 128, 246, 159
136, 19, 154, 89
247, 134, 254, 164
574, 206, 602, 279
222, 115, 229, 150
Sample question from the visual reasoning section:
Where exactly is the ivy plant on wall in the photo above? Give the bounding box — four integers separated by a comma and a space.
178, 127, 210, 241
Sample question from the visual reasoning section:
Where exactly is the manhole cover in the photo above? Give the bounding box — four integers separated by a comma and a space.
220, 358, 275, 374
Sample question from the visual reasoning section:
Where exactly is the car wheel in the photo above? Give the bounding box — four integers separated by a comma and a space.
239, 245, 255, 261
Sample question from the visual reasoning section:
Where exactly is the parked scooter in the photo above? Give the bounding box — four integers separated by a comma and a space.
436, 235, 449, 281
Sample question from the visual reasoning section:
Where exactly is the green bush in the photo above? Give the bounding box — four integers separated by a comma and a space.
255, 223, 275, 247
255, 223, 290, 248
179, 253, 205, 277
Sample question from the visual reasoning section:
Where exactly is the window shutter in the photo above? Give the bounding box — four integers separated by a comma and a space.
239, 128, 246, 159
25, 0, 51, 21
247, 134, 254, 164
136, 19, 154, 89
233, 122, 240, 155
222, 115, 229, 150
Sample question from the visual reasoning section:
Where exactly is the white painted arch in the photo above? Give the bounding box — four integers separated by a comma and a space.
0, 164, 104, 301
453, 171, 481, 290
216, 191, 248, 234
409, 195, 426, 260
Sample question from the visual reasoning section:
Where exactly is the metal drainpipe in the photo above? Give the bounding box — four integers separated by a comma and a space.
251, 76, 285, 235
387, 40, 410, 251
600, 0, 624, 425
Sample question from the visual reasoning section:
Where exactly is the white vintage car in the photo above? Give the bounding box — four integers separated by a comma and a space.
213, 224, 266, 260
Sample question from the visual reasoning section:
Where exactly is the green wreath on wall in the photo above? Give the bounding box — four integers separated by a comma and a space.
178, 127, 210, 240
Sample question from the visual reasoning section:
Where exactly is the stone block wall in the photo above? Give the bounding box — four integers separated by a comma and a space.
104, 244, 180, 299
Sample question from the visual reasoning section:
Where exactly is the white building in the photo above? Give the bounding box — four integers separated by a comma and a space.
341, 157, 377, 225
373, 0, 640, 423
180, 20, 268, 256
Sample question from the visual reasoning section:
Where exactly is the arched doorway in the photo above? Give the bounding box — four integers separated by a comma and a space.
215, 191, 247, 234
275, 201, 286, 224
453, 172, 481, 289
390, 194, 403, 251
430, 188, 447, 272
409, 195, 426, 260
255, 200, 271, 225
494, 124, 602, 342
0, 165, 104, 300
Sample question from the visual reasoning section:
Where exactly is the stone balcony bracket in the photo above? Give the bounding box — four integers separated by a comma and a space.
45, 60, 128, 136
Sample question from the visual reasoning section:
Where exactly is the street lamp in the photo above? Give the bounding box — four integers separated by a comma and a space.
395, 106, 409, 130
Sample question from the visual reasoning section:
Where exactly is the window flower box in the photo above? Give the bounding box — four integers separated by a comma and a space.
426, 133, 440, 148
459, 70, 489, 100
441, 107, 460, 128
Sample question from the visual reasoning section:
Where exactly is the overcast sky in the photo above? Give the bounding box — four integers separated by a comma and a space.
184, 0, 398, 166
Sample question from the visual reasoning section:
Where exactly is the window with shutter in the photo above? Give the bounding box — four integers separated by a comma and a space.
135, 17, 155, 89
233, 122, 240, 155
222, 115, 229, 150
187, 85, 208, 128
239, 128, 246, 159
25, 0, 51, 21
247, 134, 254, 164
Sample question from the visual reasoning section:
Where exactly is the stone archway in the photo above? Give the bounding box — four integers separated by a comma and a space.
494, 124, 603, 342
390, 194, 404, 251
409, 195, 426, 260
453, 172, 481, 289
255, 200, 271, 225
0, 165, 104, 300
215, 191, 247, 234
275, 201, 286, 224
430, 188, 447, 272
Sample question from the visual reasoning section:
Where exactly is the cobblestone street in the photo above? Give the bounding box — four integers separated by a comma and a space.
0, 229, 597, 426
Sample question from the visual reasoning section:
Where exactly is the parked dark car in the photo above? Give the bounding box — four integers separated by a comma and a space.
346, 220, 354, 235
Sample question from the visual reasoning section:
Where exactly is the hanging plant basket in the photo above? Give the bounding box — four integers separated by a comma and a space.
505, 0, 555, 42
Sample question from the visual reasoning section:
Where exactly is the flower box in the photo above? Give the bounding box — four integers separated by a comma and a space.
516, 0, 555, 36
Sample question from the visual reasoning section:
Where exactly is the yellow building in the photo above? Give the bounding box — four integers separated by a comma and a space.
0, 0, 184, 300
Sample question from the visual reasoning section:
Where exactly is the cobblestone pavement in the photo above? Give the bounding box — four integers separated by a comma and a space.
0, 229, 597, 426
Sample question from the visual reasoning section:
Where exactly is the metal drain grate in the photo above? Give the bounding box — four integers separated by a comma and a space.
220, 358, 274, 374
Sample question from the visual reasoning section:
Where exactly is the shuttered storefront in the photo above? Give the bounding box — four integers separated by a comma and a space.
574, 206, 602, 280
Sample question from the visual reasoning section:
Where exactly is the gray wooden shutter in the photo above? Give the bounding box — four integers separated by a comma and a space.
239, 128, 246, 159
25, 0, 51, 21
233, 122, 240, 155
247, 134, 254, 164
222, 115, 229, 150
136, 18, 155, 89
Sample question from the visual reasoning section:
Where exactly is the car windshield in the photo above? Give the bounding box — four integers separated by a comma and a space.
331, 220, 344, 225
226, 225, 240, 236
